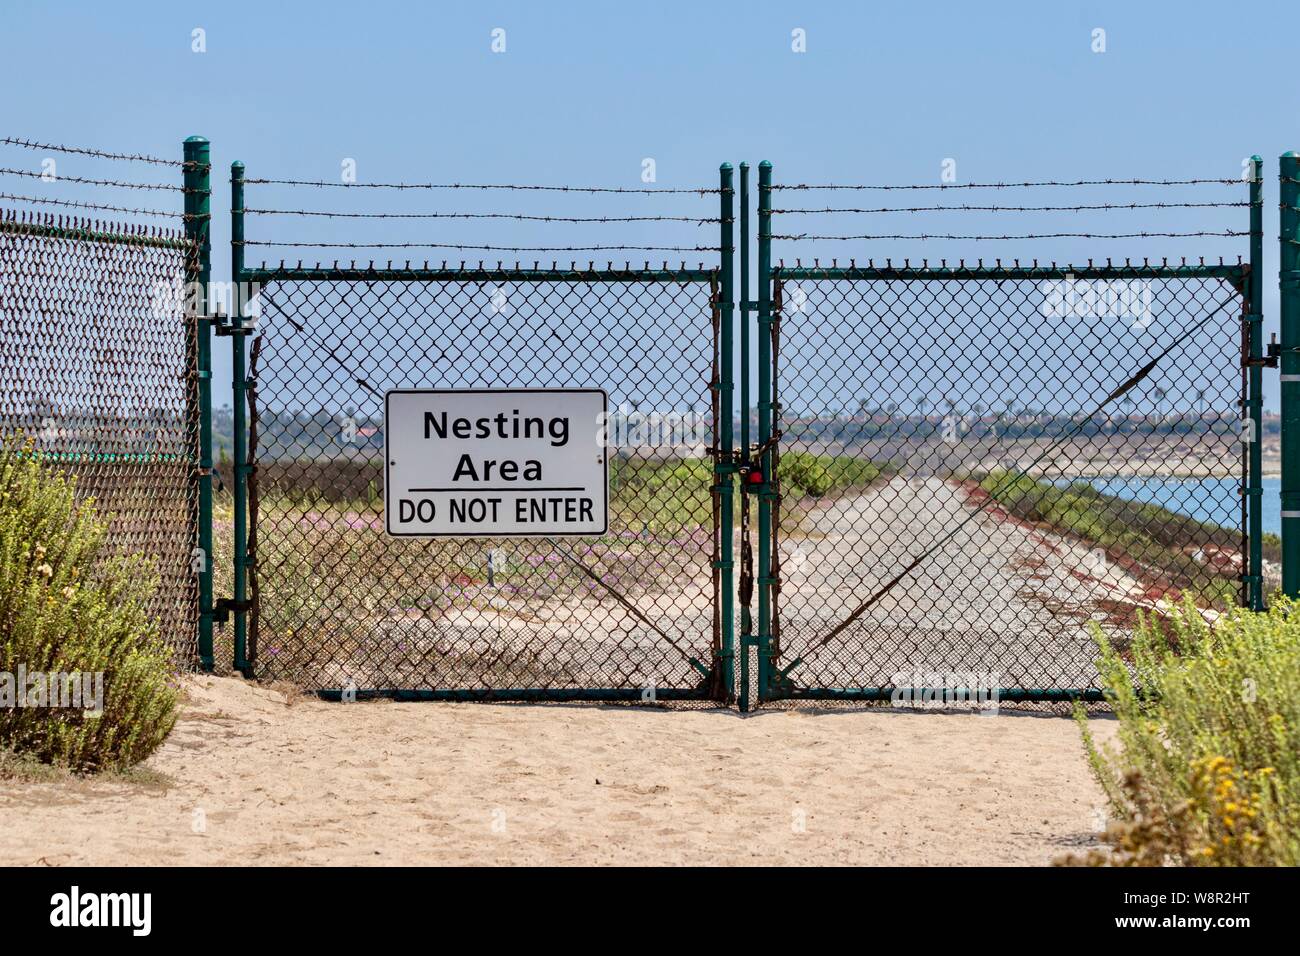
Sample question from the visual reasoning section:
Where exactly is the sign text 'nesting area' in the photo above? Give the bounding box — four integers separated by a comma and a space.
384, 388, 608, 537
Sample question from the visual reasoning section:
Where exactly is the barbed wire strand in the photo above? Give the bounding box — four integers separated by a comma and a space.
252, 258, 712, 273
0, 136, 204, 169
0, 191, 183, 219
244, 207, 722, 225
770, 178, 1243, 191
237, 240, 721, 252
243, 177, 720, 195
773, 256, 1241, 269
771, 230, 1247, 242
771, 201, 1247, 214
0, 165, 188, 192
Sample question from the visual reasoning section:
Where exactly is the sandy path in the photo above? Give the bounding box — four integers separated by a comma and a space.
775, 475, 1143, 690
0, 675, 1116, 866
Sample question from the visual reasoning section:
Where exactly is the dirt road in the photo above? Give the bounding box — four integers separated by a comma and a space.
774, 475, 1144, 691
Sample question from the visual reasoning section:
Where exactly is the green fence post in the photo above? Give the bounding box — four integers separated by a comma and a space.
738, 162, 752, 712
184, 136, 214, 672
717, 163, 736, 699
756, 160, 773, 700
1281, 152, 1300, 598
1247, 156, 1264, 610
231, 160, 251, 675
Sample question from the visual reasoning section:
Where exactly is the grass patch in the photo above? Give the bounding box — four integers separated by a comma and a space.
0, 747, 69, 783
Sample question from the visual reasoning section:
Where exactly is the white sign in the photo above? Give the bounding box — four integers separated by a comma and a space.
384, 388, 608, 537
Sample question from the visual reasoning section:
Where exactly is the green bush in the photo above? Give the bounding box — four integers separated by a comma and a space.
779, 452, 883, 498
779, 452, 832, 497
1073, 598, 1300, 866
0, 440, 178, 772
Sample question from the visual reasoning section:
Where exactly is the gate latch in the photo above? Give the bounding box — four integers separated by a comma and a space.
738, 431, 783, 488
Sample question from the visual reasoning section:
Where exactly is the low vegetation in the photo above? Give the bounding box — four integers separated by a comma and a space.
1064, 598, 1299, 866
977, 471, 1242, 605
777, 451, 887, 498
0, 439, 178, 772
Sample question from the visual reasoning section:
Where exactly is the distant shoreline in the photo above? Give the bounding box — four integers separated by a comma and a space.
1054, 470, 1279, 481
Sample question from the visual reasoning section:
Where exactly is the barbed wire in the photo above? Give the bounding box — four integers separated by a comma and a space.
0, 191, 183, 219
248, 258, 714, 273
773, 256, 1242, 269
771, 200, 1247, 214
236, 240, 722, 253
0, 136, 202, 168
244, 207, 721, 224
770, 178, 1243, 191
0, 165, 188, 192
0, 207, 190, 242
243, 177, 720, 195
771, 230, 1247, 242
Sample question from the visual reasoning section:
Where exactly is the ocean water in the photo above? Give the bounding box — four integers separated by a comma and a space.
1067, 476, 1279, 536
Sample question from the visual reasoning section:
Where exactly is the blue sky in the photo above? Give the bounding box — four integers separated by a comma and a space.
2, 0, 1297, 405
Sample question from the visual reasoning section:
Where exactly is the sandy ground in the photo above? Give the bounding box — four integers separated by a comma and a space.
0, 675, 1117, 866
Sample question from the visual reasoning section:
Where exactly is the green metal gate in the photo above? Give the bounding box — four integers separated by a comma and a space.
209, 153, 1274, 709
222, 163, 737, 701
747, 160, 1265, 707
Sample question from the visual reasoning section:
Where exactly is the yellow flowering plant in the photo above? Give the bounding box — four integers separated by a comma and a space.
0, 438, 178, 771
1074, 597, 1299, 865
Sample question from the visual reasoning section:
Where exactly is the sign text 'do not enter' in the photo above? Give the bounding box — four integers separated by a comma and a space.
384, 388, 608, 537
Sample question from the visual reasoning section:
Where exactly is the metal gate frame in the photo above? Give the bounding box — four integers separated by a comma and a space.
748, 159, 1267, 708
220, 163, 738, 702
197, 153, 1287, 708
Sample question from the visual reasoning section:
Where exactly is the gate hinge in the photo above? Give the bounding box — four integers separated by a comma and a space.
1243, 334, 1292, 368
207, 307, 256, 337
212, 597, 251, 626
194, 305, 244, 336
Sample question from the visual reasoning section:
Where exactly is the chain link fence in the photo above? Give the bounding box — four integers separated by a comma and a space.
764, 267, 1250, 699
0, 143, 1273, 709
0, 209, 201, 663
244, 270, 725, 697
